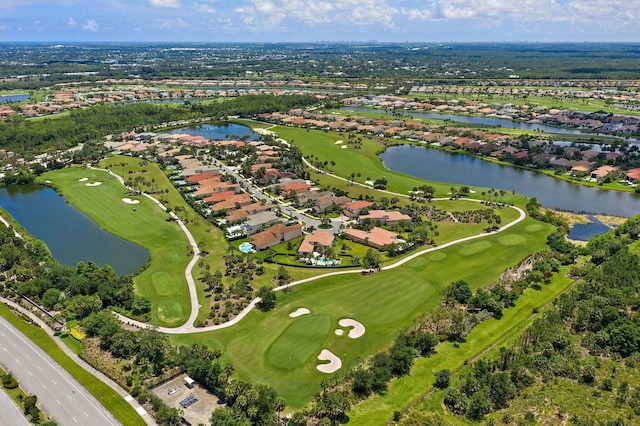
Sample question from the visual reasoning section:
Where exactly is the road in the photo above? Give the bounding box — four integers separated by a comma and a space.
210, 157, 343, 233
0, 388, 30, 426
0, 316, 120, 426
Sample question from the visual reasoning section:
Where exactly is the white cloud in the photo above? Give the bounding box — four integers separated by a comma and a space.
67, 18, 76, 28
234, 0, 398, 30
402, 0, 565, 22
196, 1, 217, 14
155, 18, 189, 29
83, 19, 99, 31
149, 0, 182, 8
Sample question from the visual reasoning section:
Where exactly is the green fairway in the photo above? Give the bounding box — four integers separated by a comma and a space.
267, 314, 332, 370
271, 125, 460, 197
348, 267, 575, 425
171, 215, 554, 409
41, 165, 192, 327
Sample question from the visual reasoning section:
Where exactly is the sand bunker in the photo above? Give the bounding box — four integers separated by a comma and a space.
316, 349, 342, 373
338, 319, 365, 339
122, 198, 140, 205
334, 140, 343, 144
85, 182, 102, 187
341, 145, 347, 149
334, 329, 344, 336
79, 177, 89, 182
289, 308, 310, 318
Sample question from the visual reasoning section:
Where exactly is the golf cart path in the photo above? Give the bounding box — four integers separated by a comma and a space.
116, 196, 525, 334
88, 166, 202, 332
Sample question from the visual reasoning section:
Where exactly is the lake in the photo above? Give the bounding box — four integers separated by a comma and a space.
344, 107, 612, 137
0, 94, 29, 104
166, 123, 260, 140
0, 185, 149, 275
380, 145, 640, 218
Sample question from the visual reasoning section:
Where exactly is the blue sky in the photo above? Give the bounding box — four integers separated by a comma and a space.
1, 0, 638, 43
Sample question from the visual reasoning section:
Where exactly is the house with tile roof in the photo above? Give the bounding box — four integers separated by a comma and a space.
251, 223, 303, 250
343, 227, 404, 250
358, 210, 412, 226
343, 200, 374, 218
298, 230, 335, 255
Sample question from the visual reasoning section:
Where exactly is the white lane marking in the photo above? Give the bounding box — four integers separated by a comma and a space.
0, 318, 119, 425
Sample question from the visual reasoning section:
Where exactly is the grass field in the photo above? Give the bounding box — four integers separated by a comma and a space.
272, 125, 464, 198
170, 215, 554, 409
41, 165, 192, 327
0, 303, 146, 426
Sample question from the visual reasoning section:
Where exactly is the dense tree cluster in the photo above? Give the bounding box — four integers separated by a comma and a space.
0, 95, 319, 157
15, 261, 150, 321
441, 215, 640, 422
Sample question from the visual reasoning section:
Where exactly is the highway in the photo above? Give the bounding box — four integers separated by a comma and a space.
0, 316, 120, 426
0, 388, 30, 426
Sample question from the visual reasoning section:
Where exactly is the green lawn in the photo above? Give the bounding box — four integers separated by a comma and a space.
0, 303, 145, 426
170, 215, 554, 409
41, 164, 192, 327
272, 125, 462, 198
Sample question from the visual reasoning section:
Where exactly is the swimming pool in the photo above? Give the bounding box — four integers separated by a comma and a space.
239, 242, 255, 253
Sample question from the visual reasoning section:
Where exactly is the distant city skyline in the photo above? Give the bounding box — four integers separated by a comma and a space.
1, 1, 639, 43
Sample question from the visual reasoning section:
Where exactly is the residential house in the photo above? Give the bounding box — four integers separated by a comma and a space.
251, 223, 303, 250
343, 200, 374, 218
626, 168, 640, 182
298, 230, 336, 255
570, 161, 593, 175
343, 227, 404, 250
280, 182, 311, 198
243, 211, 280, 235
590, 165, 620, 181
358, 210, 412, 226
313, 195, 352, 214
210, 194, 253, 213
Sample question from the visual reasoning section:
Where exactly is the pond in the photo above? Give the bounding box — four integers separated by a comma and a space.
0, 94, 29, 104
166, 123, 260, 141
380, 145, 640, 218
567, 216, 612, 242
0, 185, 149, 275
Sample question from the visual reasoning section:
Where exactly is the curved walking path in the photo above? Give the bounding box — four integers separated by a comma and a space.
91, 150, 526, 335
117, 198, 525, 334
87, 167, 202, 332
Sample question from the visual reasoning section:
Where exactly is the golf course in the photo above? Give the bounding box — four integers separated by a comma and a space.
32, 123, 558, 415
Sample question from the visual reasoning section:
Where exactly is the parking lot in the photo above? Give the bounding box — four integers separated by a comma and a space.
151, 374, 223, 426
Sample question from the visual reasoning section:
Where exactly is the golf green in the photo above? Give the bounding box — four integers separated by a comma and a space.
267, 315, 331, 370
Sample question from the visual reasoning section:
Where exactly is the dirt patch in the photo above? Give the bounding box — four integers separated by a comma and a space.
593, 214, 626, 228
